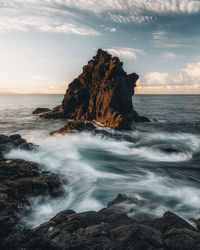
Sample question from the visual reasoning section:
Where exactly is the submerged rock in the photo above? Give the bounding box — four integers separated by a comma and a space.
42, 49, 149, 130
32, 108, 51, 114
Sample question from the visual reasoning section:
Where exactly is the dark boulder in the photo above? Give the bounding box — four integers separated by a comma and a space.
50, 120, 96, 135
42, 49, 149, 130
196, 218, 200, 232
144, 211, 196, 233
0, 159, 61, 243
164, 228, 200, 250
32, 108, 51, 114
0, 134, 35, 159
0, 134, 62, 248
1, 193, 199, 250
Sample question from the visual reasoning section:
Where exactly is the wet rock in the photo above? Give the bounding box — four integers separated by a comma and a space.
144, 211, 196, 233
0, 134, 62, 249
50, 121, 138, 144
164, 228, 200, 250
42, 49, 149, 130
27, 208, 163, 250
50, 120, 96, 135
107, 193, 137, 207
0, 134, 35, 157
32, 108, 51, 114
196, 218, 200, 232
0, 159, 61, 242
1, 193, 199, 250
40, 105, 64, 119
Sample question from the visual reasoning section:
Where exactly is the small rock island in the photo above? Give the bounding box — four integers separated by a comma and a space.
41, 49, 149, 131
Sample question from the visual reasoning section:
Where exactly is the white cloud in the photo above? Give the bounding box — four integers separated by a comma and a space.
107, 27, 117, 32
1, 0, 199, 33
54, 0, 200, 16
163, 52, 177, 59
52, 0, 200, 13
182, 62, 200, 82
105, 47, 146, 60
54, 0, 200, 24
0, 1, 99, 35
143, 72, 171, 85
108, 13, 154, 24
137, 60, 200, 93
100, 25, 117, 32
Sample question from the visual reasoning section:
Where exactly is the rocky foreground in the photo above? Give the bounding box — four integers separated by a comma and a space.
0, 134, 62, 248
35, 49, 149, 133
1, 134, 200, 250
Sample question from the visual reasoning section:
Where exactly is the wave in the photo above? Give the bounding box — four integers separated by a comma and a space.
5, 130, 200, 228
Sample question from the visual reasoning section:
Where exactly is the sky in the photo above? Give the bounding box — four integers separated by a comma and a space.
0, 0, 200, 94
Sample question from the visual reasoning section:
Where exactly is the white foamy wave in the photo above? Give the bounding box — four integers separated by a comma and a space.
5, 131, 200, 228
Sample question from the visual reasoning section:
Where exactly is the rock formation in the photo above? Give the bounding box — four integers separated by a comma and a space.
2, 193, 200, 250
0, 134, 62, 246
0, 134, 35, 160
32, 108, 50, 114
42, 49, 149, 130
50, 120, 96, 135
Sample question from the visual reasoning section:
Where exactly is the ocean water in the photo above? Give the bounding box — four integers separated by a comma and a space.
1, 94, 200, 228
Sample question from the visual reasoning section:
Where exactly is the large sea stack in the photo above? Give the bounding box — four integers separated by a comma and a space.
42, 49, 149, 130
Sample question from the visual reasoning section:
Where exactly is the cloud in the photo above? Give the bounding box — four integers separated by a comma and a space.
28, 75, 47, 81
106, 27, 117, 32
1, 0, 200, 34
54, 0, 200, 24
105, 47, 146, 60
137, 60, 200, 93
100, 25, 117, 32
54, 0, 200, 20
152, 31, 200, 48
143, 72, 171, 86
0, 1, 99, 35
182, 62, 200, 82
108, 13, 154, 24
163, 52, 177, 59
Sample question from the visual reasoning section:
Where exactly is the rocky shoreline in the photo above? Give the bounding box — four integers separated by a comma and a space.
0, 134, 62, 249
1, 50, 200, 249
1, 134, 200, 249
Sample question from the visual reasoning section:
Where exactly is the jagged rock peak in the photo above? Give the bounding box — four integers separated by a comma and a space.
42, 49, 149, 129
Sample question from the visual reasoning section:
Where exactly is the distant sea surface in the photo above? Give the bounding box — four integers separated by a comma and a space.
1, 94, 200, 228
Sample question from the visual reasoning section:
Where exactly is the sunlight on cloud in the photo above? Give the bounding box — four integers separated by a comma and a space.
182, 62, 200, 82
136, 61, 200, 94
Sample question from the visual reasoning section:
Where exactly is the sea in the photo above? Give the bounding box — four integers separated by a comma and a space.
0, 94, 200, 228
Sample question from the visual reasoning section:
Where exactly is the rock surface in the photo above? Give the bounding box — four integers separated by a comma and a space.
32, 108, 51, 114
2, 193, 200, 250
0, 134, 62, 247
42, 49, 149, 130
50, 120, 96, 135
0, 134, 35, 160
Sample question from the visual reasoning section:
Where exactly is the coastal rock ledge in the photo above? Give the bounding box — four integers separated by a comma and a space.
42, 49, 149, 130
